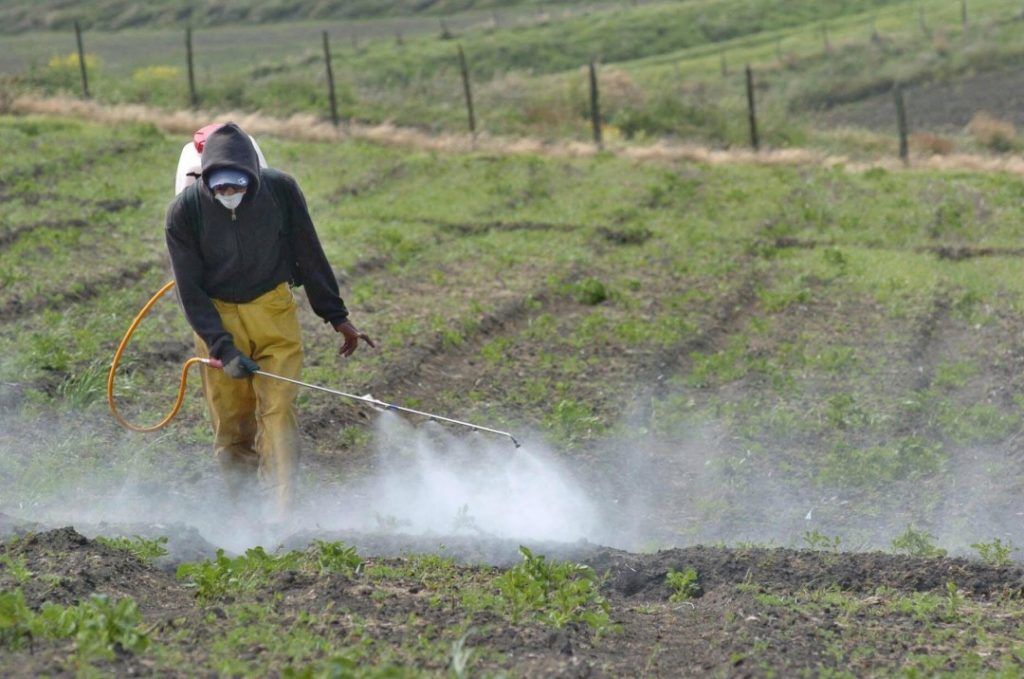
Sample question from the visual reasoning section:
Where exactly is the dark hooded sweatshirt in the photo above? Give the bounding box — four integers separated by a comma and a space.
165, 123, 348, 363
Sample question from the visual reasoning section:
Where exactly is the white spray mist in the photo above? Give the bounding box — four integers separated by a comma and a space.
295, 412, 601, 543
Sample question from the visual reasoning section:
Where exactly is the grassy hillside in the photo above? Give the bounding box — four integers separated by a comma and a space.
3, 0, 985, 150
0, 0, 588, 33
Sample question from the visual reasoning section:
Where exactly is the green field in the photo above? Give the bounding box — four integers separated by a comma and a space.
4, 0, 1024, 672
3, 112, 1024, 546
3, 108, 1024, 675
6, 0, 1024, 151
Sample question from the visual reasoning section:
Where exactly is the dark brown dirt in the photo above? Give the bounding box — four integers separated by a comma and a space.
0, 218, 89, 250
3, 526, 1023, 677
824, 67, 1024, 132
772, 235, 1024, 260
0, 527, 192, 613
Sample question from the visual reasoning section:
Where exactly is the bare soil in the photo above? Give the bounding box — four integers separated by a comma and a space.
3, 524, 1023, 677
824, 67, 1024, 132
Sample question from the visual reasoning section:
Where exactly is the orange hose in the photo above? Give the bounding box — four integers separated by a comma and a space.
106, 280, 208, 432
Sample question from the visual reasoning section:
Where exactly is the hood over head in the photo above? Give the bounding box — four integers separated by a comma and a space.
200, 122, 261, 194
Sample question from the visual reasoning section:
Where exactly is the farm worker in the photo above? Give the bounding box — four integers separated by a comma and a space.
174, 123, 267, 195
164, 122, 374, 518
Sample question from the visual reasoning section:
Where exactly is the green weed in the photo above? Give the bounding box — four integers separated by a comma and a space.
310, 540, 363, 575
944, 581, 963, 620
543, 398, 604, 445
891, 526, 947, 558
970, 538, 1016, 567
0, 554, 32, 583
449, 632, 475, 679
177, 543, 363, 601
176, 547, 302, 601
0, 589, 148, 661
819, 437, 944, 488
932, 360, 977, 390
55, 359, 109, 409
466, 546, 613, 633
95, 535, 169, 563
802, 530, 842, 553
666, 567, 701, 602
938, 402, 1019, 444
0, 589, 35, 650
572, 278, 610, 306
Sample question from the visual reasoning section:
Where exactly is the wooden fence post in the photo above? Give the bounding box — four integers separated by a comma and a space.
893, 84, 909, 165
185, 23, 198, 109
74, 21, 90, 99
822, 22, 831, 54
322, 31, 339, 128
961, 0, 968, 28
589, 60, 602, 150
457, 44, 476, 136
745, 64, 759, 151
720, 51, 728, 76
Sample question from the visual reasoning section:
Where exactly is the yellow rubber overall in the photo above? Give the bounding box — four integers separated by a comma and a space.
193, 282, 303, 517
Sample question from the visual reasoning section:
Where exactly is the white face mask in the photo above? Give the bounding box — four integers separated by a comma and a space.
215, 192, 244, 210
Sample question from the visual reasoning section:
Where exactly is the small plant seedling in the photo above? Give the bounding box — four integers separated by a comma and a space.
970, 538, 1016, 566
449, 632, 475, 679
802, 530, 842, 553
177, 547, 301, 601
311, 540, 362, 575
95, 535, 169, 563
470, 546, 614, 634
56, 359, 109, 409
891, 526, 946, 558
944, 582, 963, 620
666, 567, 700, 602
0, 554, 32, 584
0, 589, 148, 661
0, 589, 35, 650
573, 278, 609, 305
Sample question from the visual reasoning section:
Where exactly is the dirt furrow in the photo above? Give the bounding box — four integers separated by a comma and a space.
0, 139, 151, 200
0, 260, 159, 322
301, 283, 557, 439
0, 218, 88, 250
772, 235, 1024, 260
647, 269, 762, 398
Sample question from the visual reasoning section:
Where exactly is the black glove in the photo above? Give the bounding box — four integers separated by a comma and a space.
224, 354, 260, 379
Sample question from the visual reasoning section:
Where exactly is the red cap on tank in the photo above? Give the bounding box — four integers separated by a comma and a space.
193, 123, 224, 153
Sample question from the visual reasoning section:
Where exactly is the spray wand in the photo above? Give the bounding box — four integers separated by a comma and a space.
107, 281, 520, 447
250, 367, 519, 447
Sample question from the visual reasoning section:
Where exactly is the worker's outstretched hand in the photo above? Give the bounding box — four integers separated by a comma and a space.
334, 320, 376, 358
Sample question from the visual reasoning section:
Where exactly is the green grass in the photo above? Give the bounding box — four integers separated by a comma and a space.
4, 106, 1024, 672
8, 0, 1020, 151
94, 535, 170, 562
3, 110, 1024, 548
0, 0, 587, 33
